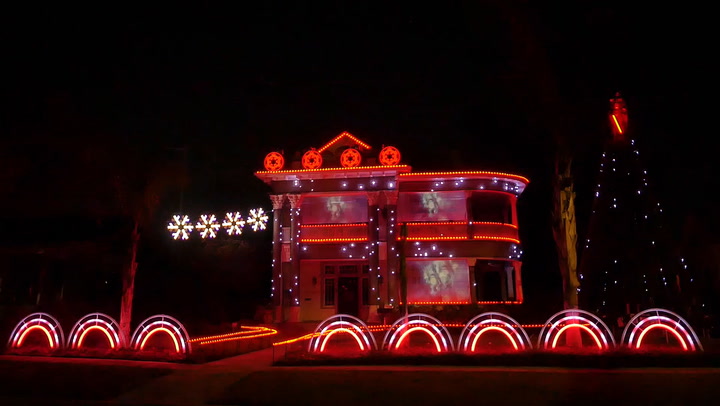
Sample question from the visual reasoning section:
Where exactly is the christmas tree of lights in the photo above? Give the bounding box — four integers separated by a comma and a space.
578, 93, 696, 321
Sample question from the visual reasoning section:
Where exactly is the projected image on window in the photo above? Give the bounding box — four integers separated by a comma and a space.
406, 260, 471, 302
301, 195, 369, 224
398, 191, 467, 222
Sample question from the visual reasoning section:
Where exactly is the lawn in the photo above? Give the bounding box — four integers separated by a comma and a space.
0, 358, 176, 401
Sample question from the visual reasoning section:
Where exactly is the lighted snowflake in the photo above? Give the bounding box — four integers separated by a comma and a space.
222, 212, 246, 236
196, 214, 221, 239
167, 215, 194, 240
247, 208, 269, 231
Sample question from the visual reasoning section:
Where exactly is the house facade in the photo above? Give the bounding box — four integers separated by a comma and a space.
255, 132, 529, 323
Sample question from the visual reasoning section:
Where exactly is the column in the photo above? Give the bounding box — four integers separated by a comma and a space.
269, 194, 286, 322
286, 193, 303, 322
367, 191, 381, 321
514, 261, 524, 303
383, 190, 399, 308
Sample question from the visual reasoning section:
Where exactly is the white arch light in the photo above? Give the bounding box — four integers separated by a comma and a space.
8, 312, 64, 350
131, 314, 191, 354
621, 308, 702, 352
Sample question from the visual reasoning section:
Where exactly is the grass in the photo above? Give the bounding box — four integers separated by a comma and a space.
275, 349, 720, 368
210, 368, 720, 406
0, 358, 175, 401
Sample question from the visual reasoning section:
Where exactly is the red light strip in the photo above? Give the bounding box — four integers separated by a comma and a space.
612, 114, 623, 134
399, 236, 466, 241
192, 326, 278, 345
318, 132, 372, 153
399, 301, 523, 305
198, 330, 277, 345
272, 322, 588, 346
399, 171, 529, 184
301, 223, 366, 228
300, 237, 369, 243
473, 236, 520, 243
396, 236, 520, 243
403, 221, 517, 229
256, 164, 409, 174
189, 326, 272, 343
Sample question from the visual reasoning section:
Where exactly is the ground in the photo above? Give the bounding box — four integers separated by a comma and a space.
1, 349, 720, 405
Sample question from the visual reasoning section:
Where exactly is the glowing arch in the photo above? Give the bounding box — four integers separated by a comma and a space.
131, 315, 190, 355
8, 312, 64, 350
383, 313, 454, 353
67, 313, 123, 350
459, 312, 531, 352
308, 314, 377, 353
621, 308, 702, 352
538, 309, 615, 351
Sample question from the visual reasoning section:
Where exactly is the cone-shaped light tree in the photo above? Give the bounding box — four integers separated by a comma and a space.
578, 93, 696, 320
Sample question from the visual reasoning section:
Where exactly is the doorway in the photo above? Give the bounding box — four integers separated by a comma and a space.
474, 261, 506, 302
338, 277, 359, 316
480, 272, 502, 302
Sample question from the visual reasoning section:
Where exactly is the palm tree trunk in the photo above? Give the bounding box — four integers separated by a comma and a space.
119, 220, 140, 346
553, 156, 580, 309
553, 155, 582, 346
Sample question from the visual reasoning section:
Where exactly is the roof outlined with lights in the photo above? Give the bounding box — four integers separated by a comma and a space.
255, 131, 529, 192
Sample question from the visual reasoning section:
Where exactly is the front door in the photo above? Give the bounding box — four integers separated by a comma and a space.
338, 277, 359, 316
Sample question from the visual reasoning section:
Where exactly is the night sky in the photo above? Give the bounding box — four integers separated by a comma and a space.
1, 4, 715, 319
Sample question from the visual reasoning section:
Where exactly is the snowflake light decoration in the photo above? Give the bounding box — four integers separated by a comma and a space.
247, 208, 269, 231
222, 212, 246, 236
167, 215, 194, 240
196, 214, 221, 238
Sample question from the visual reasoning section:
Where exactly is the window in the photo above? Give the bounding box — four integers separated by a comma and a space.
324, 278, 335, 306
322, 263, 371, 308
340, 265, 358, 274
469, 192, 512, 223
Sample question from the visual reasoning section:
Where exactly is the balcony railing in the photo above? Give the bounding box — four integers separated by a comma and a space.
400, 221, 518, 242
300, 223, 368, 243
298, 221, 519, 243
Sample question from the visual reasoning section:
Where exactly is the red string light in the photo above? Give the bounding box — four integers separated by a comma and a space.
300, 237, 369, 243
317, 132, 372, 153
189, 326, 278, 346
399, 171, 529, 184
396, 236, 520, 243
256, 164, 410, 175
300, 223, 366, 228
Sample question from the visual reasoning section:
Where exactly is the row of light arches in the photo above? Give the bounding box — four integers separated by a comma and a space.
308, 309, 702, 353
7, 313, 191, 355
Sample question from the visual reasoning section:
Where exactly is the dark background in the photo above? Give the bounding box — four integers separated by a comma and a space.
1, 4, 715, 328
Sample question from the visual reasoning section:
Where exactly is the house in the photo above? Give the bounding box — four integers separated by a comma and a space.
255, 132, 529, 322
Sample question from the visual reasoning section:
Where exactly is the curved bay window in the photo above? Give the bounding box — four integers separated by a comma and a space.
469, 192, 513, 224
